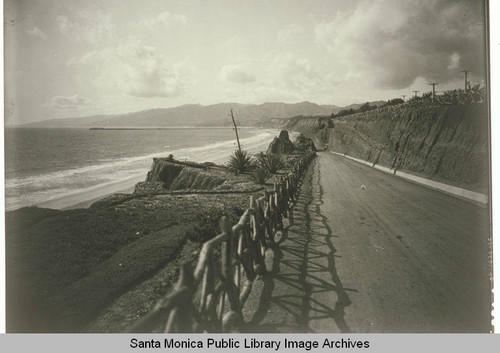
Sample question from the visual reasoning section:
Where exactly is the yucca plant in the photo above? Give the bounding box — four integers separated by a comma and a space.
257, 153, 285, 174
227, 149, 253, 174
249, 166, 271, 184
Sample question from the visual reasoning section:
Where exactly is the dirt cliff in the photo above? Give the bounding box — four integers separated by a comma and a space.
144, 158, 226, 191
5, 131, 315, 333
282, 104, 489, 194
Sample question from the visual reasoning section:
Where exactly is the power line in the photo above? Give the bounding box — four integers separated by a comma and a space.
461, 70, 471, 91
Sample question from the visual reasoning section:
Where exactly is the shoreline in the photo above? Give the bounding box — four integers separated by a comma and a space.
34, 174, 144, 211
6, 129, 291, 212
5, 129, 315, 333
6, 125, 262, 130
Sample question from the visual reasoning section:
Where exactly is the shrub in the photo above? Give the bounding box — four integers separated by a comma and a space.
185, 212, 220, 243
227, 149, 253, 174
257, 153, 284, 174
358, 102, 373, 112
249, 167, 271, 184
384, 98, 404, 107
336, 108, 355, 117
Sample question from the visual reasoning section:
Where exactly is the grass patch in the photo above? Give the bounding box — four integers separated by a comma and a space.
47, 225, 189, 331
6, 194, 246, 332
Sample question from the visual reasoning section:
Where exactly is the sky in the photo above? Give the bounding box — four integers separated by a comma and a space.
4, 0, 488, 125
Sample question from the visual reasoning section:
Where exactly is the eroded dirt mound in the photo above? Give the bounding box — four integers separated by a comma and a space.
140, 158, 230, 193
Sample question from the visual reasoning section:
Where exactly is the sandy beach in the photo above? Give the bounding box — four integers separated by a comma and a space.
35, 173, 145, 210
31, 132, 288, 211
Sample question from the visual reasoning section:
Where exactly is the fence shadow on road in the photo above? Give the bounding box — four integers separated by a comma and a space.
244, 159, 357, 333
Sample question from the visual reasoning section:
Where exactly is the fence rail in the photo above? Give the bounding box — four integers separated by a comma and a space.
126, 152, 315, 333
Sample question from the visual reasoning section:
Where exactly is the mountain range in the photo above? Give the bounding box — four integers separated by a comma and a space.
21, 101, 385, 128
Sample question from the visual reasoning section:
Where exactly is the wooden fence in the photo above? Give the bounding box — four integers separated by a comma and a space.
126, 152, 315, 333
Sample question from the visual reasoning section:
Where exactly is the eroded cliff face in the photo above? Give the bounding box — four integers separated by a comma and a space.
141, 158, 226, 192
289, 104, 489, 193
292, 119, 329, 149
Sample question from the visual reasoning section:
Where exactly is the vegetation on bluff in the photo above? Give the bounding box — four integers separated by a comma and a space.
249, 166, 271, 184
227, 149, 254, 174
256, 153, 285, 174
283, 87, 488, 194
6, 129, 315, 333
331, 86, 486, 120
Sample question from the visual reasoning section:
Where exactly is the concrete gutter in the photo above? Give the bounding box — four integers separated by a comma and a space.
330, 151, 489, 205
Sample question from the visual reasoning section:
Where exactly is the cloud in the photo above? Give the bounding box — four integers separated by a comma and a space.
26, 26, 47, 40
219, 52, 328, 103
43, 95, 90, 110
70, 41, 195, 98
264, 53, 324, 93
247, 86, 304, 103
220, 63, 256, 83
56, 15, 74, 36
56, 11, 114, 44
136, 11, 188, 30
278, 24, 304, 44
314, 0, 485, 89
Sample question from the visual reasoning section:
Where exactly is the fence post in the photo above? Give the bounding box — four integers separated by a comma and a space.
165, 263, 195, 332
127, 152, 316, 333
218, 217, 232, 325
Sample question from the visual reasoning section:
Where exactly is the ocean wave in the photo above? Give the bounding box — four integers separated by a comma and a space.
5, 129, 278, 209
6, 130, 276, 189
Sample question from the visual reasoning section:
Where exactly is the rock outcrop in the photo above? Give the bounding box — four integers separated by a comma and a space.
294, 133, 316, 152
266, 130, 295, 154
136, 157, 267, 195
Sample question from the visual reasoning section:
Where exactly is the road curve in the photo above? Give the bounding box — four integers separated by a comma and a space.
244, 152, 491, 333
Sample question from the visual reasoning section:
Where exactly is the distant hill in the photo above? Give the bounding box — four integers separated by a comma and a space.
21, 101, 342, 128
258, 100, 388, 129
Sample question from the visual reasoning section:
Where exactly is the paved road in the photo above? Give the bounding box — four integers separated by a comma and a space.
244, 152, 491, 333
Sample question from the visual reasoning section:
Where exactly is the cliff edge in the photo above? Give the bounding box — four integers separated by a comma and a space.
281, 103, 489, 194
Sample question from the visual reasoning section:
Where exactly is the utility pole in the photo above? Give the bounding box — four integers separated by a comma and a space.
461, 70, 471, 91
429, 82, 439, 101
402, 94, 406, 101
229, 108, 242, 153
413, 90, 420, 97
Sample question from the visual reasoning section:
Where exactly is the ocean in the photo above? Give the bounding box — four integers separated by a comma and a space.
4, 127, 279, 211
